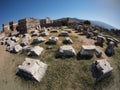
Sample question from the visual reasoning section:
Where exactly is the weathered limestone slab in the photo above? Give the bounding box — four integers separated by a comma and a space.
32, 37, 46, 44
18, 58, 48, 82
80, 45, 96, 57
56, 45, 76, 57
46, 36, 59, 44
29, 46, 44, 56
40, 31, 49, 36
13, 44, 22, 53
50, 29, 59, 33
91, 59, 113, 81
60, 31, 69, 36
63, 37, 73, 44
105, 41, 115, 56
22, 45, 32, 53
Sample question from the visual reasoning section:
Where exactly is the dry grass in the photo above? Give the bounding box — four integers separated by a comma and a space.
0, 29, 119, 90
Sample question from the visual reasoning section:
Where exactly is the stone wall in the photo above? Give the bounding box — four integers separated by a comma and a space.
17, 18, 41, 34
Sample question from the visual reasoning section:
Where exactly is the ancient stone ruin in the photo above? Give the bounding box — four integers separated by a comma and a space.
105, 41, 115, 57
32, 37, 46, 45
46, 36, 59, 44
28, 46, 44, 56
17, 58, 48, 82
63, 37, 73, 44
79, 45, 96, 58
56, 45, 76, 58
91, 59, 113, 81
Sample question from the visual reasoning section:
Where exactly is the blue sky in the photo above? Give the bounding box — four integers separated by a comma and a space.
0, 0, 120, 30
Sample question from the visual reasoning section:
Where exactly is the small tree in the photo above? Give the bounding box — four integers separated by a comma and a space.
84, 20, 91, 25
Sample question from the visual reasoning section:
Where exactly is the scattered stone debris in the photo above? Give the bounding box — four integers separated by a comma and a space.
106, 37, 119, 47
32, 37, 46, 45
91, 59, 113, 81
40, 27, 47, 33
46, 46, 53, 49
61, 26, 68, 29
6, 43, 16, 52
11, 36, 20, 42
22, 45, 32, 53
92, 31, 98, 36
0, 37, 9, 45
50, 29, 59, 33
28, 29, 36, 34
21, 39, 30, 47
17, 58, 48, 82
64, 29, 72, 33
105, 41, 115, 56
106, 38, 114, 44
20, 34, 31, 46
6, 39, 16, 46
56, 45, 76, 58
46, 36, 59, 44
39, 27, 49, 36
79, 45, 96, 58
10, 30, 19, 36
112, 38, 120, 46
75, 25, 82, 31
47, 27, 52, 31
32, 30, 39, 36
59, 31, 69, 36
95, 35, 105, 47
82, 29, 88, 35
63, 37, 73, 44
0, 20, 119, 86
23, 34, 32, 40
95, 48, 102, 58
13, 44, 23, 53
6, 44, 22, 53
29, 46, 44, 56
40, 31, 49, 36
86, 32, 93, 38
0, 40, 5, 45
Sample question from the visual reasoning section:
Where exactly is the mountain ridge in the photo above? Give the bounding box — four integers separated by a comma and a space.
54, 17, 117, 30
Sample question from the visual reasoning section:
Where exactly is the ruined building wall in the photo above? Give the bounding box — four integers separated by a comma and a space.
17, 18, 41, 33
2, 23, 10, 32
9, 21, 18, 31
2, 23, 11, 36
40, 17, 53, 27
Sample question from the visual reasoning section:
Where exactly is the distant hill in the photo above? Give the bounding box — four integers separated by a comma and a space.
54, 17, 116, 30
90, 21, 116, 30
54, 17, 83, 24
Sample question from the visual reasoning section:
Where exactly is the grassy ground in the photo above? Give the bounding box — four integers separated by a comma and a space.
0, 29, 119, 90
114, 48, 120, 75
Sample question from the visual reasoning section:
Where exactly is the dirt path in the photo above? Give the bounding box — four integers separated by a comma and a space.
0, 45, 25, 90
